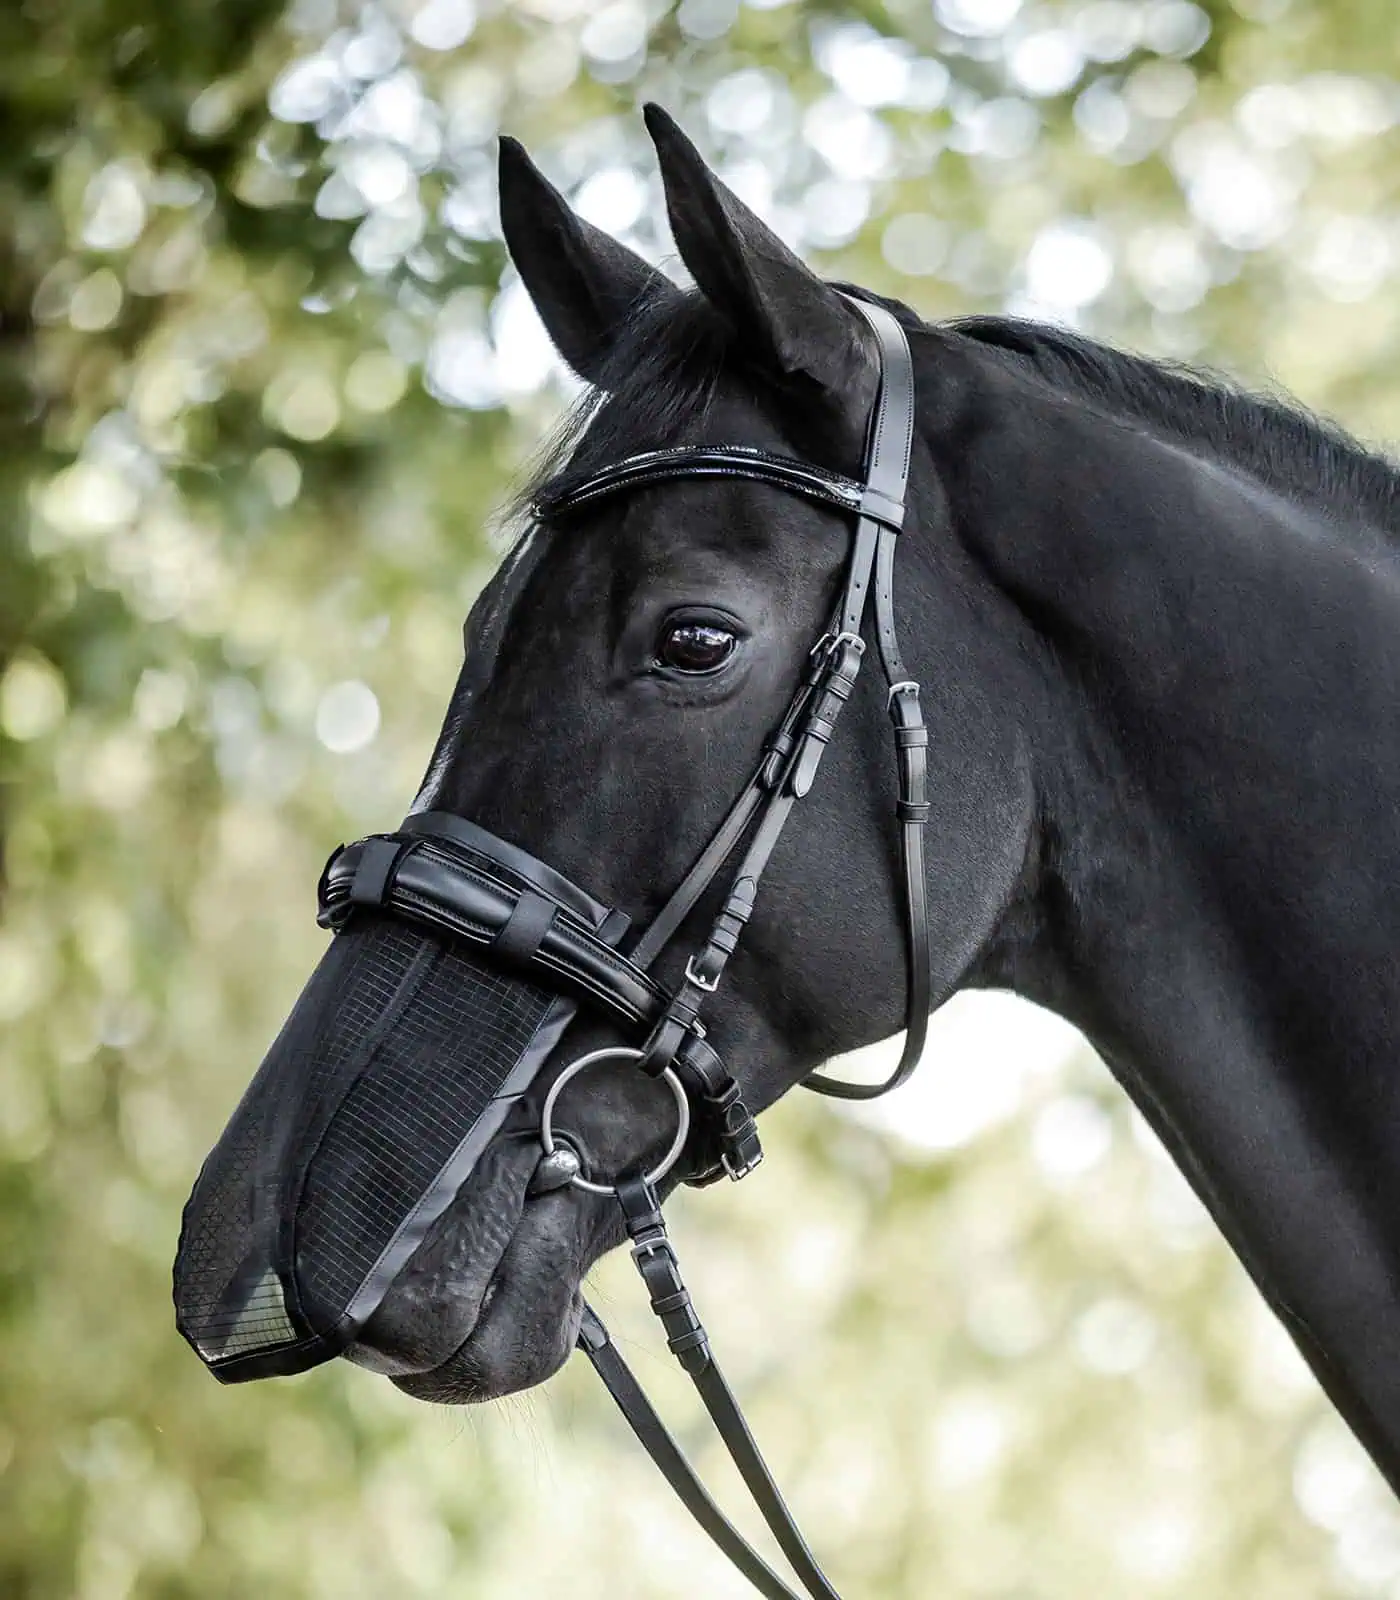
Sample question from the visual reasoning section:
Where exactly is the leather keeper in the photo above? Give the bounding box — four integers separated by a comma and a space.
639, 1014, 689, 1080
348, 837, 403, 909
492, 889, 558, 968
858, 484, 905, 528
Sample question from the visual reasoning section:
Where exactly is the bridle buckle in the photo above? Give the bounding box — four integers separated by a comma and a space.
630, 1230, 675, 1265
721, 1147, 764, 1182
684, 954, 721, 993
810, 628, 865, 668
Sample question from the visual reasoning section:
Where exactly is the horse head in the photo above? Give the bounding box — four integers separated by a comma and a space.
173, 109, 1036, 1412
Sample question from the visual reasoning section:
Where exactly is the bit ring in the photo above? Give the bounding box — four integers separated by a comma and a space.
539, 1046, 690, 1196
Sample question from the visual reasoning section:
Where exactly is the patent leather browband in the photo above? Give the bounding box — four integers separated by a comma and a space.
534, 444, 906, 533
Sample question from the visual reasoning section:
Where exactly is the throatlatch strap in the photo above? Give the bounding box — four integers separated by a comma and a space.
805, 298, 931, 1101
804, 678, 930, 1100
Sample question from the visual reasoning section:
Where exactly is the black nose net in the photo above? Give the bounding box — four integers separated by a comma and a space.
173, 818, 633, 1383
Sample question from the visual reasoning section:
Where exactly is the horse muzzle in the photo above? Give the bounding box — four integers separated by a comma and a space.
172, 814, 643, 1383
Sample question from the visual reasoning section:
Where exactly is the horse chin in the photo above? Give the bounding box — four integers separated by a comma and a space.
392, 1211, 586, 1404
344, 1140, 588, 1404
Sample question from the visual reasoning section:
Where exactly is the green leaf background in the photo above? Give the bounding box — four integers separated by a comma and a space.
4, 0, 1400, 1594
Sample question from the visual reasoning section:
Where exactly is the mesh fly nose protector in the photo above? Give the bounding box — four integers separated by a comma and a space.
173, 813, 635, 1382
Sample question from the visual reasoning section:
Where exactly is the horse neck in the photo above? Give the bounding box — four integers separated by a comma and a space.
933, 347, 1400, 1488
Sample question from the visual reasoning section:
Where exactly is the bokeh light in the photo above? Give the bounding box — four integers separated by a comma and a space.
8, 0, 1400, 1595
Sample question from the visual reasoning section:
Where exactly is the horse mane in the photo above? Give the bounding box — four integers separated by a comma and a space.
519, 284, 1400, 539
950, 314, 1400, 535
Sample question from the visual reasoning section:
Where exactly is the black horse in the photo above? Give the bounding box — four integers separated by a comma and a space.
178, 106, 1400, 1565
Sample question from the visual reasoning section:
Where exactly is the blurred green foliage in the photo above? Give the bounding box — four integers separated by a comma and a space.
5, 0, 1400, 1594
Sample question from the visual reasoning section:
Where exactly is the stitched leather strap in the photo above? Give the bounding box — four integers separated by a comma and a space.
592, 1181, 846, 1600
806, 298, 931, 1100
805, 680, 930, 1099
319, 829, 666, 1026
627, 779, 768, 972
578, 1305, 812, 1600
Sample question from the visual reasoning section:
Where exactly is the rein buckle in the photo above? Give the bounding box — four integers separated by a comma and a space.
721, 1147, 764, 1182
684, 953, 721, 993
630, 1231, 675, 1266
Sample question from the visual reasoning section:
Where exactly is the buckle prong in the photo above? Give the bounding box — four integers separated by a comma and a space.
810, 629, 865, 666
685, 955, 720, 993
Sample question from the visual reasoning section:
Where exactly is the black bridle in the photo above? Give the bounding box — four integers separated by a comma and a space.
317, 296, 926, 1597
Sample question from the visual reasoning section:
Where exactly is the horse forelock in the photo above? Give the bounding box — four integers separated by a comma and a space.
514, 287, 734, 521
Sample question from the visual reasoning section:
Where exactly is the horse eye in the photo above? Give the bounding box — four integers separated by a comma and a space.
655, 620, 737, 675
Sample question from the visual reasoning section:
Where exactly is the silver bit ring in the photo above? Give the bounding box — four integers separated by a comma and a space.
538, 1046, 690, 1196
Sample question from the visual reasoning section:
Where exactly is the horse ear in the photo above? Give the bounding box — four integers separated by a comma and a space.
498, 136, 681, 386
643, 104, 876, 423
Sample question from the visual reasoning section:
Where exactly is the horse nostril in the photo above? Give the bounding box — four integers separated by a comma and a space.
527, 1137, 582, 1198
